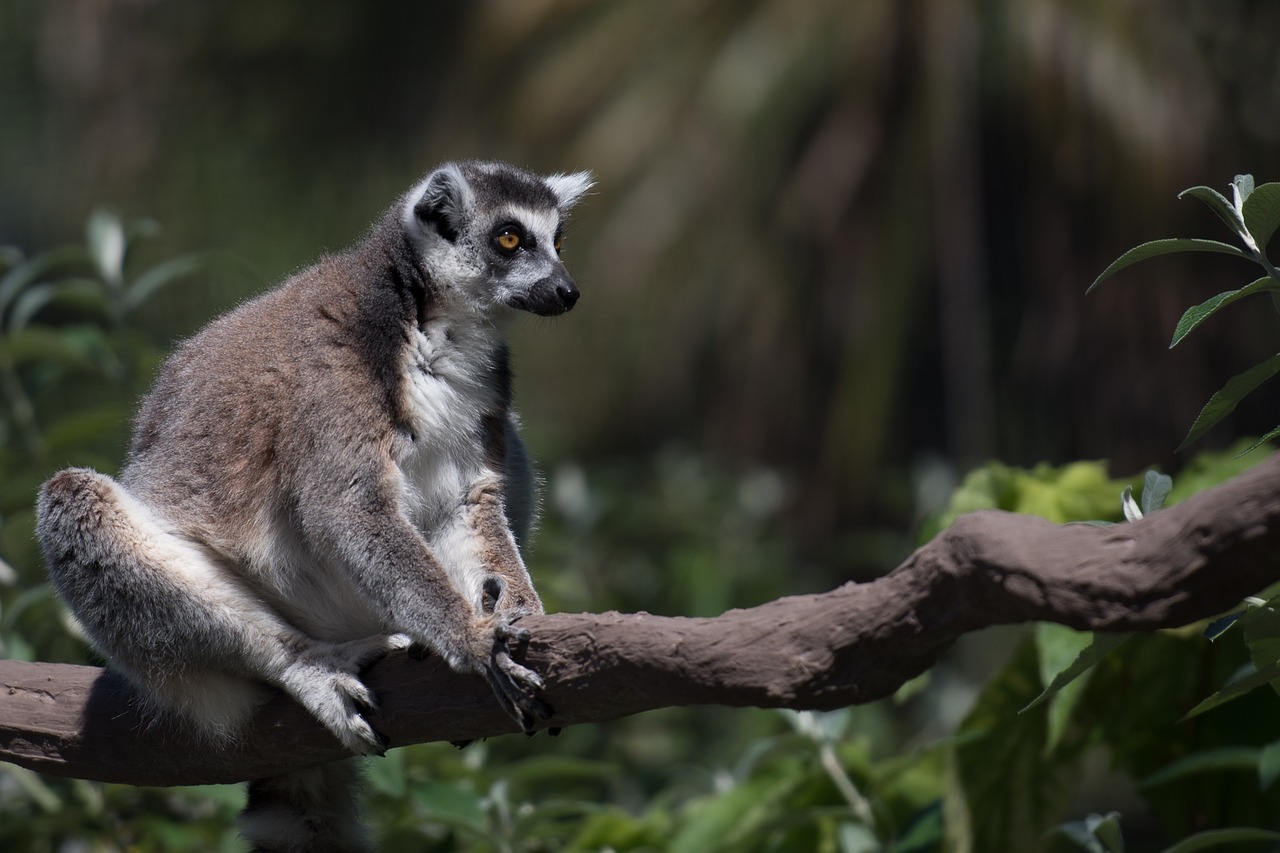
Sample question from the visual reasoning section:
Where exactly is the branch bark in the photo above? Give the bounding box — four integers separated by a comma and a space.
4, 454, 1278, 787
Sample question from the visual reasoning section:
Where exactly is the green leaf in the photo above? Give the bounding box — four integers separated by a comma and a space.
1170, 277, 1280, 347
1048, 812, 1124, 853
408, 779, 487, 836
1179, 353, 1280, 451
1179, 185, 1252, 246
364, 748, 406, 798
669, 772, 800, 853
1242, 182, 1280, 253
0, 245, 93, 318
1039, 626, 1098, 752
1088, 812, 1125, 853
1234, 174, 1256, 203
1159, 827, 1280, 853
1184, 660, 1280, 720
0, 326, 109, 371
951, 640, 1076, 853
1234, 427, 1280, 459
1140, 470, 1173, 514
0, 764, 63, 813
1259, 740, 1280, 791
1242, 603, 1280, 699
1024, 630, 1130, 714
502, 754, 621, 787
1205, 610, 1247, 641
6, 278, 110, 333
1088, 238, 1250, 293
1139, 746, 1260, 788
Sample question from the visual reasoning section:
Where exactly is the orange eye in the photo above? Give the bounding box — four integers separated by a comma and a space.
553, 236, 564, 254
496, 230, 521, 252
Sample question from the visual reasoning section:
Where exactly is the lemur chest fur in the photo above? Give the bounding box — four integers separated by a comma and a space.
398, 313, 503, 533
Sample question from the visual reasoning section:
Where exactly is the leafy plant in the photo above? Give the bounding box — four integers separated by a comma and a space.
1089, 175, 1280, 451
929, 447, 1280, 852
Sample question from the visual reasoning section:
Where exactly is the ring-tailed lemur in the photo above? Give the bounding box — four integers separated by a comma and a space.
35, 160, 593, 852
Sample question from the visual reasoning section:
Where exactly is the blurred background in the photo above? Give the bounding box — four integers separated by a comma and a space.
4, 1, 1280, 849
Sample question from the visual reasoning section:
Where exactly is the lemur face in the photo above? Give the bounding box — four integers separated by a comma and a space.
404, 161, 593, 317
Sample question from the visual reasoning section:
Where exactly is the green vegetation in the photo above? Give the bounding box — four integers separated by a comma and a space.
1091, 175, 1280, 453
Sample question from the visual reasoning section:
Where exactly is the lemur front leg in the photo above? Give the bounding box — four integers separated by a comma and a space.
458, 473, 551, 730
309, 474, 550, 733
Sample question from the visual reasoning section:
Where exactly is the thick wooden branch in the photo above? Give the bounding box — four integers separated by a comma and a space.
3, 454, 1278, 787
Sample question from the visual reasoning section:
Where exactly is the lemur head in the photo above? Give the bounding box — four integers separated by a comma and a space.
402, 161, 594, 317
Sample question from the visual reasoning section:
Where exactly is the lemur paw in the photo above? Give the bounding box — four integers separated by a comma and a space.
280, 635, 404, 756
483, 617, 553, 733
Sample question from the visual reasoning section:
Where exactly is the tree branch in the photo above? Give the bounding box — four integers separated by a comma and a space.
4, 454, 1278, 787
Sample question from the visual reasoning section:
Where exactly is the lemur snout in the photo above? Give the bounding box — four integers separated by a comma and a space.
518, 271, 580, 316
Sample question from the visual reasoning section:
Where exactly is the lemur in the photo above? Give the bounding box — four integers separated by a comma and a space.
35, 160, 593, 852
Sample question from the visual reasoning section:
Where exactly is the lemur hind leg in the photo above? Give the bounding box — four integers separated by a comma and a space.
36, 467, 404, 754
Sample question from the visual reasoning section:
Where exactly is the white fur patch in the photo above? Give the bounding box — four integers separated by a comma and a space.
544, 171, 595, 210
398, 312, 504, 603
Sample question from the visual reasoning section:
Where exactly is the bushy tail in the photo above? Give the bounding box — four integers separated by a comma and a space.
240, 760, 370, 853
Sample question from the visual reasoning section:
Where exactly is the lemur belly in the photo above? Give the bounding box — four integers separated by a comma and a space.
398, 318, 503, 597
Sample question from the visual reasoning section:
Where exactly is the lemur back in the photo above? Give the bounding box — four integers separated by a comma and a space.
35, 160, 592, 853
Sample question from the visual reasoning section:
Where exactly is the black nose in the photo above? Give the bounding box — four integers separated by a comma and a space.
557, 281, 580, 309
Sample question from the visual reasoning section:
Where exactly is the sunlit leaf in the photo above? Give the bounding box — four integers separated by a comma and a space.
1179, 185, 1251, 247
86, 208, 126, 287
1242, 182, 1280, 253
1233, 174, 1255, 204
1088, 239, 1249, 293
1120, 485, 1141, 522
1170, 277, 1279, 347
1179, 353, 1280, 451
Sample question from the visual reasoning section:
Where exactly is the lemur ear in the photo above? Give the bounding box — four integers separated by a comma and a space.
544, 171, 594, 213
411, 164, 475, 242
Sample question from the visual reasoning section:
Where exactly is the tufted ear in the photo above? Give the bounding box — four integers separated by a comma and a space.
409, 163, 475, 242
544, 171, 595, 213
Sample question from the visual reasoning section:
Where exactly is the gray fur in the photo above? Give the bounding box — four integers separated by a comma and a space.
35, 160, 592, 852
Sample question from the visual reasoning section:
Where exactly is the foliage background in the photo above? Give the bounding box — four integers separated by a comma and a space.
3, 1, 1280, 850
